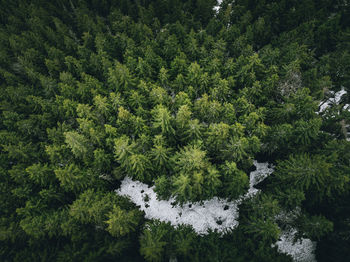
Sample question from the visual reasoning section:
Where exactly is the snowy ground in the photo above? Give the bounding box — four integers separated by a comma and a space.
116, 177, 240, 234
115, 161, 316, 261
246, 161, 274, 197
274, 208, 317, 262
274, 228, 316, 262
116, 161, 272, 234
318, 87, 350, 140
318, 87, 349, 113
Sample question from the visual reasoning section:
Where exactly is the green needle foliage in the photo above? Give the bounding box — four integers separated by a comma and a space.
1, 0, 350, 261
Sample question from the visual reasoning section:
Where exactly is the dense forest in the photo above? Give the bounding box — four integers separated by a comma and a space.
1, 0, 350, 261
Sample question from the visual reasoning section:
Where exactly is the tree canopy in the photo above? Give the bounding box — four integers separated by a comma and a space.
1, 0, 350, 261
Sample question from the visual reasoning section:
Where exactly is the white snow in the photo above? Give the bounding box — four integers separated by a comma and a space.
116, 160, 273, 235
116, 176, 240, 234
275, 207, 301, 225
213, 0, 223, 13
273, 208, 316, 262
318, 87, 348, 113
274, 228, 316, 262
115, 161, 317, 262
318, 87, 350, 141
246, 161, 274, 197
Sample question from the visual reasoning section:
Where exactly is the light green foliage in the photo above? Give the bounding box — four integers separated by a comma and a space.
176, 105, 192, 129
174, 91, 192, 109
128, 90, 146, 109
154, 175, 173, 199
26, 163, 55, 186
210, 78, 231, 102
150, 136, 172, 170
222, 136, 250, 162
69, 189, 119, 226
150, 85, 170, 106
187, 62, 206, 95
64, 131, 90, 158
117, 106, 132, 121
76, 103, 93, 119
173, 173, 193, 203
172, 145, 221, 202
158, 67, 169, 86
114, 136, 134, 165
109, 92, 125, 111
140, 221, 169, 262
244, 217, 281, 243
129, 153, 151, 181
205, 166, 221, 196
105, 205, 140, 237
221, 161, 249, 199
194, 94, 223, 123
108, 62, 134, 91
152, 104, 175, 135
19, 209, 67, 239
114, 135, 152, 181
206, 122, 230, 155
93, 148, 111, 172
54, 164, 91, 192
182, 119, 203, 142
93, 94, 109, 117
174, 145, 208, 174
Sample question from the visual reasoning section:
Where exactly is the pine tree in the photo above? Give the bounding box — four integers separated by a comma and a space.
105, 205, 141, 237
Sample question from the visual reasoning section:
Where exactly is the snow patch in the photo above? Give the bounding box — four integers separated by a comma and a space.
116, 177, 240, 234
213, 0, 223, 13
247, 161, 274, 197
274, 228, 316, 262
116, 160, 273, 235
274, 208, 316, 262
318, 87, 350, 141
116, 162, 317, 261
318, 87, 348, 113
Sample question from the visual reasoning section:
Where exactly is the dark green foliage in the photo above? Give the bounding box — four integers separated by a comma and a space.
1, 0, 349, 261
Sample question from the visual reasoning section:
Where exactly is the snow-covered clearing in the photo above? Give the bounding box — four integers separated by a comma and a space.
116, 161, 273, 234
115, 161, 316, 261
117, 177, 240, 234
